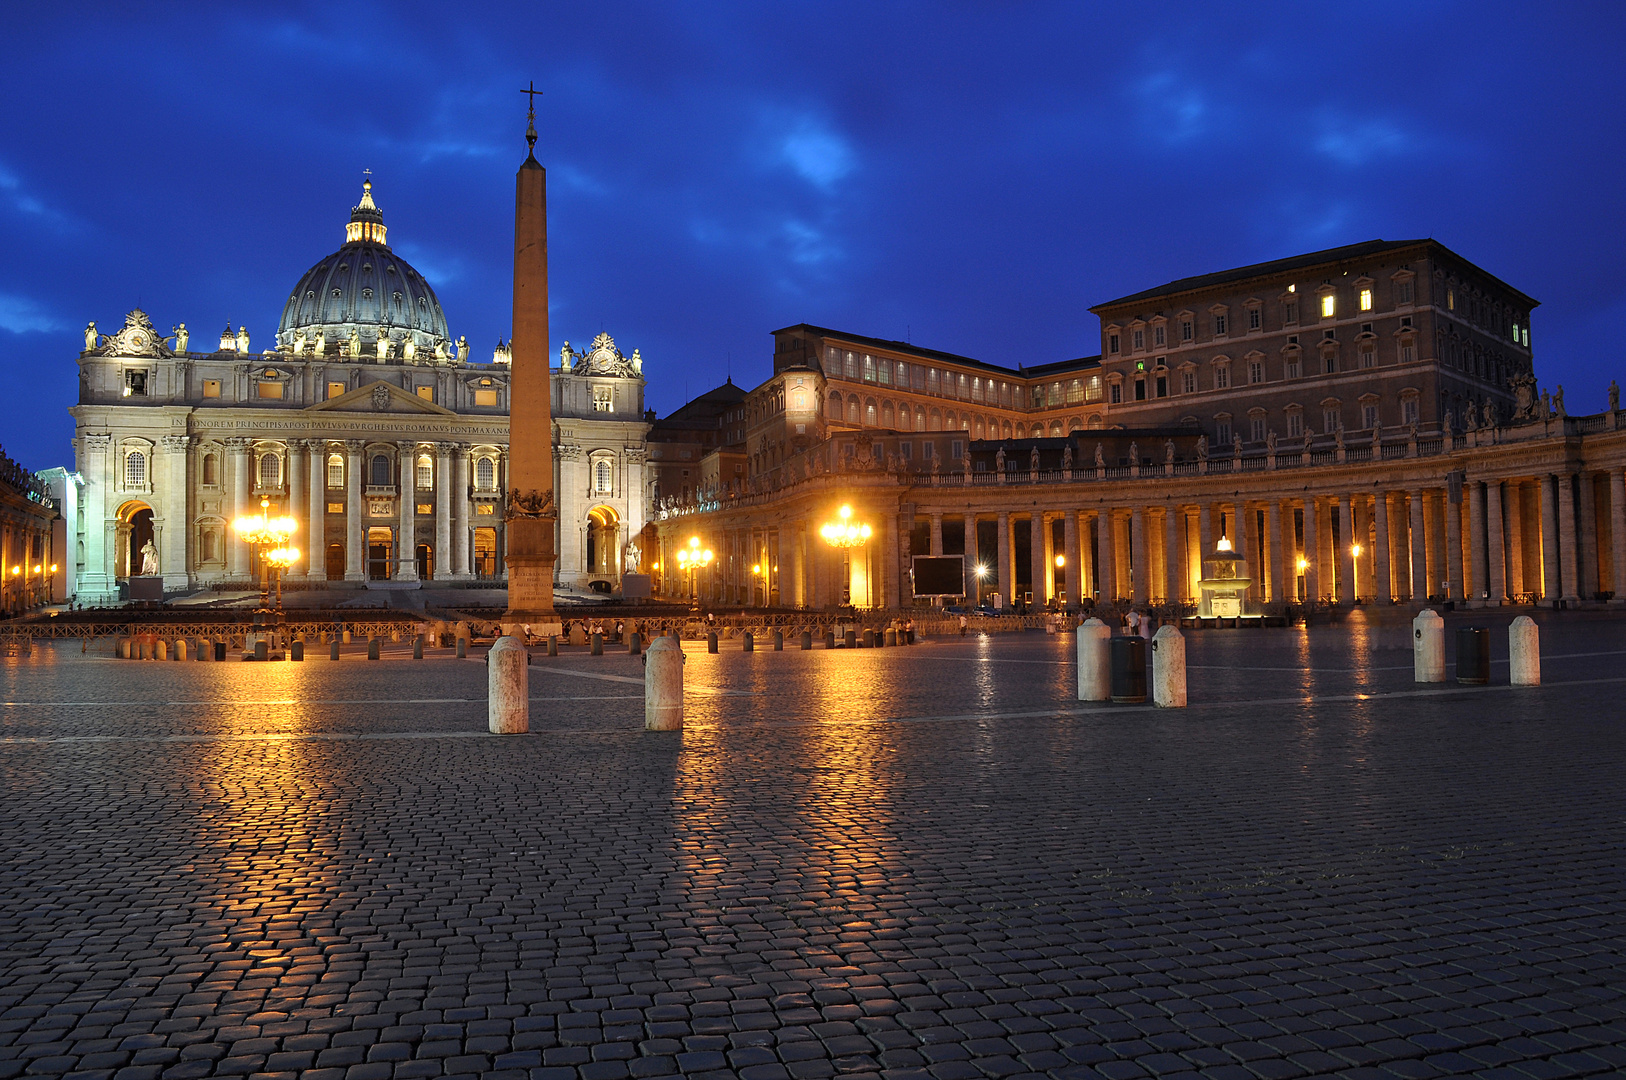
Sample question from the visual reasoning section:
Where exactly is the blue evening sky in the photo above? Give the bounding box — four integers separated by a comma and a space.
2, 1, 1623, 469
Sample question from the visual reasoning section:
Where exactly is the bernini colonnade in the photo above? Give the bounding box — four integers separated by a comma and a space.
654, 410, 1626, 611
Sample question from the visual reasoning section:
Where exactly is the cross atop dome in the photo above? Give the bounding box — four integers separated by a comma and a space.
345, 173, 387, 246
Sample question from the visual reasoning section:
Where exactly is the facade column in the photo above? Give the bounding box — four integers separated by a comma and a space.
1098, 510, 1117, 603
1612, 470, 1626, 604
1165, 505, 1183, 606
308, 442, 327, 582
1486, 479, 1506, 604
1234, 501, 1252, 605
1031, 512, 1049, 607
1301, 498, 1319, 603
452, 446, 470, 578
434, 443, 454, 580
1445, 486, 1464, 601
995, 511, 1011, 609
1468, 480, 1486, 602
1064, 510, 1081, 608
1198, 504, 1213, 561
396, 442, 419, 581
1338, 494, 1356, 604
1539, 475, 1560, 602
1372, 492, 1391, 603
809, 513, 826, 608
1558, 472, 1579, 602
1505, 481, 1525, 599
929, 512, 944, 556
1407, 491, 1425, 602
344, 440, 365, 581
961, 513, 977, 602
159, 435, 190, 589
1267, 501, 1285, 604
1129, 508, 1148, 604
226, 438, 252, 580
1578, 472, 1598, 600
287, 439, 306, 583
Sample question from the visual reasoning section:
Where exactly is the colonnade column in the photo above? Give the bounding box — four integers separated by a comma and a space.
1234, 501, 1252, 604
1064, 511, 1081, 608
1098, 510, 1117, 604
1275, 500, 1294, 602
1338, 494, 1356, 604
1165, 506, 1183, 605
1467, 480, 1486, 602
1031, 512, 1049, 607
961, 514, 977, 602
1558, 472, 1579, 602
396, 443, 419, 581
884, 509, 900, 609
227, 438, 252, 579
1505, 482, 1525, 598
995, 511, 1011, 608
344, 441, 364, 580
1373, 492, 1391, 603
433, 443, 453, 580
1578, 472, 1598, 600
287, 440, 307, 583
1302, 498, 1319, 602
929, 512, 944, 556
159, 435, 190, 589
1445, 486, 1463, 601
1613, 469, 1626, 605
1486, 480, 1506, 604
1130, 508, 1148, 604
452, 447, 470, 578
1409, 491, 1427, 601
1539, 475, 1560, 602
307, 442, 327, 582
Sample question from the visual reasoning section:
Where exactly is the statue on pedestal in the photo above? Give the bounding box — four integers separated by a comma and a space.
995, 447, 1006, 472
1195, 436, 1207, 461
84, 322, 98, 351
1164, 438, 1175, 464
1554, 385, 1566, 419
139, 540, 158, 577
1610, 379, 1620, 413
236, 326, 250, 353
402, 335, 415, 361
456, 336, 469, 362
173, 324, 188, 353
1030, 446, 1040, 472
1096, 443, 1106, 466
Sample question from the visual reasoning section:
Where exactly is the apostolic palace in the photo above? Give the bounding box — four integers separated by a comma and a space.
32, 176, 1626, 618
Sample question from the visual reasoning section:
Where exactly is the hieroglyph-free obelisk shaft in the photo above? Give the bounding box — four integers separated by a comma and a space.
503, 105, 560, 630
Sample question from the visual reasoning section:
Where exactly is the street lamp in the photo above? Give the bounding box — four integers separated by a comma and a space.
820, 504, 871, 609
233, 498, 298, 627
674, 536, 712, 609
974, 562, 989, 607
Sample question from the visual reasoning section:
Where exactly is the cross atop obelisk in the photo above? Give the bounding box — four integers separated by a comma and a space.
502, 86, 560, 632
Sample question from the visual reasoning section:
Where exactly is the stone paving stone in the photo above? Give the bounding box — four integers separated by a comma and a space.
1, 611, 1625, 1078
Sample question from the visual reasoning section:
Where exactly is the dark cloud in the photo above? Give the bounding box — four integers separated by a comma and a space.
2, 0, 1623, 468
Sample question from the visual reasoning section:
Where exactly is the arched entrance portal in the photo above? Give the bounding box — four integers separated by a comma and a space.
114, 501, 154, 580
585, 505, 619, 588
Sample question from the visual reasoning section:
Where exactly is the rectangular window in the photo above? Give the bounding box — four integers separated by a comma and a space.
927, 368, 940, 394
1360, 346, 1375, 369
1359, 288, 1373, 311
327, 502, 344, 515
1134, 378, 1146, 401
592, 386, 613, 412
1400, 341, 1416, 364
951, 440, 964, 459
1283, 301, 1298, 324
1324, 355, 1337, 374
1214, 314, 1227, 336
1214, 366, 1230, 390
922, 442, 934, 460
1398, 280, 1414, 305
1362, 404, 1379, 428
1110, 382, 1122, 404
1320, 294, 1336, 318
474, 389, 498, 406
1155, 375, 1167, 398
1132, 328, 1145, 351
415, 386, 433, 402
202, 379, 221, 398
1248, 360, 1263, 384
1287, 412, 1303, 438
1085, 374, 1102, 401
899, 442, 912, 461
1286, 357, 1302, 379
970, 377, 983, 402
1181, 320, 1193, 342
257, 381, 283, 399
328, 381, 346, 399
863, 354, 876, 382
1402, 398, 1419, 423
476, 503, 494, 516
1248, 308, 1261, 330
1108, 333, 1120, 354
877, 360, 891, 385
1181, 370, 1195, 394
958, 373, 969, 399
125, 369, 148, 396
1216, 419, 1232, 445
1324, 407, 1340, 433
1154, 325, 1166, 347
1250, 416, 1266, 442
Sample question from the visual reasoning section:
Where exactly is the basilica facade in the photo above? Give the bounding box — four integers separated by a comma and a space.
66, 181, 649, 603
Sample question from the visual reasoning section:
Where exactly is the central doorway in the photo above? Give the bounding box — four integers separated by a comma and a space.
367, 527, 393, 580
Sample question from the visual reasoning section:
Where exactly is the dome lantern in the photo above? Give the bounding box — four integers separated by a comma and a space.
345, 172, 387, 246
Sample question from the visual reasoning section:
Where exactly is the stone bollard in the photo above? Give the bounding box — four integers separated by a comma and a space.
179, 638, 193, 661
1151, 625, 1187, 708
413, 635, 423, 660
1509, 615, 1540, 686
547, 635, 559, 656
826, 630, 837, 649
861, 628, 874, 648
1077, 617, 1112, 701
801, 630, 813, 650
628, 632, 642, 656
153, 640, 167, 661
214, 640, 227, 662
743, 631, 754, 652
195, 639, 208, 661
291, 641, 304, 662
886, 628, 897, 646
487, 636, 529, 734
457, 637, 467, 658
367, 638, 380, 661
343, 629, 352, 644
591, 633, 604, 656
1413, 609, 1445, 683
254, 639, 268, 662
707, 631, 718, 654
330, 640, 340, 661
644, 636, 685, 731
845, 629, 858, 649
773, 629, 783, 651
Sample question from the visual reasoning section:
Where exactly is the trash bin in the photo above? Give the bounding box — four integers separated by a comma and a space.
1110, 636, 1147, 703
1457, 626, 1490, 684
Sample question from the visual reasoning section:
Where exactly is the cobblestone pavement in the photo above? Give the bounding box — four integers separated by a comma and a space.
2, 610, 1624, 1080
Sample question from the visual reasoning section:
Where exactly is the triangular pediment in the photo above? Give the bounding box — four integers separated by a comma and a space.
306, 379, 458, 416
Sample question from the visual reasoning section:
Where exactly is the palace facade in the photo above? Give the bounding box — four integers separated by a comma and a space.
65, 181, 649, 604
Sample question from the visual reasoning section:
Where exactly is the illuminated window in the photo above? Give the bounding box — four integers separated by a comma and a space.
202, 379, 221, 398
1320, 294, 1336, 319
595, 460, 613, 493
124, 451, 146, 487
475, 457, 495, 490
1084, 374, 1102, 401
1447, 288, 1455, 311
926, 368, 939, 394
416, 454, 433, 489
1359, 288, 1373, 311
476, 503, 494, 516
862, 354, 875, 382
592, 386, 613, 412
257, 381, 283, 399
416, 386, 433, 402
844, 352, 857, 379
417, 503, 432, 515
258, 452, 281, 488
327, 454, 344, 488
328, 502, 344, 515
472, 388, 496, 407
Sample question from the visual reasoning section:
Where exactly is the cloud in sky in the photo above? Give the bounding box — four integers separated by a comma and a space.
0, 291, 65, 335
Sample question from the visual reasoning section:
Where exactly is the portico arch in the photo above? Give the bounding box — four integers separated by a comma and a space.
113, 500, 154, 579
585, 504, 620, 586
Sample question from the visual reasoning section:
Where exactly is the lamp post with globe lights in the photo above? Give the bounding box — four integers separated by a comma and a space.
820, 504, 871, 611
233, 498, 298, 632
674, 536, 713, 610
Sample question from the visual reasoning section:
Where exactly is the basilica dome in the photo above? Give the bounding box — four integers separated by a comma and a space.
275, 178, 451, 358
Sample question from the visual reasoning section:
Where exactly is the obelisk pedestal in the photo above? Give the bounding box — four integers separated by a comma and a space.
502, 102, 562, 637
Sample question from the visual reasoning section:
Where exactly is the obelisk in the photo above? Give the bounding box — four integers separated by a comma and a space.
503, 90, 561, 634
